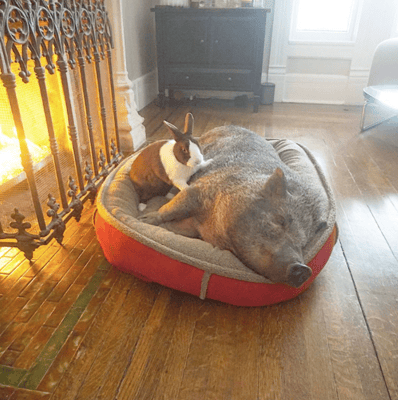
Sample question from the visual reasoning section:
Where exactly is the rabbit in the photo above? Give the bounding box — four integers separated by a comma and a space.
129, 113, 212, 211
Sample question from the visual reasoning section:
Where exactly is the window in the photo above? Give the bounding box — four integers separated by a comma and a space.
290, 0, 363, 43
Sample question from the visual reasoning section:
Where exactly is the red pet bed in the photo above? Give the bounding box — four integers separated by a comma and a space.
95, 138, 337, 307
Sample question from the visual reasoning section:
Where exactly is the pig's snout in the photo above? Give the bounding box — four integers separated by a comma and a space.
286, 263, 312, 288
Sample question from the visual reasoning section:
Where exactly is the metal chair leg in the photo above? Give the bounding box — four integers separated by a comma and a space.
360, 99, 397, 133
359, 100, 368, 132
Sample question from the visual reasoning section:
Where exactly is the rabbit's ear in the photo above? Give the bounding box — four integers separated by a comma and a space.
163, 120, 183, 140
184, 113, 194, 135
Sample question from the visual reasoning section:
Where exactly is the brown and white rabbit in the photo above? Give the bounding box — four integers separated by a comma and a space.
129, 113, 212, 211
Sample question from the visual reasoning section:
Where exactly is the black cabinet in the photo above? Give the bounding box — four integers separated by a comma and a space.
152, 7, 269, 112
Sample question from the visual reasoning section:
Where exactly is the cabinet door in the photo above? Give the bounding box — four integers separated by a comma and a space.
164, 16, 209, 66
210, 16, 258, 68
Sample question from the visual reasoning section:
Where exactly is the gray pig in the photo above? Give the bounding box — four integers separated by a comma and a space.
139, 125, 327, 288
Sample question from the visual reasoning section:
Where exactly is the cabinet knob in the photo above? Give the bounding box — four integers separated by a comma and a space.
185, 75, 190, 80
215, 40, 219, 44
227, 77, 232, 81
200, 39, 205, 44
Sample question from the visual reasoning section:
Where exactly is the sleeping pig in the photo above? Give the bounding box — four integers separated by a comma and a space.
138, 125, 328, 288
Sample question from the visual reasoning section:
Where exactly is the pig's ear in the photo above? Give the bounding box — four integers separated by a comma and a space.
286, 263, 312, 288
261, 168, 287, 199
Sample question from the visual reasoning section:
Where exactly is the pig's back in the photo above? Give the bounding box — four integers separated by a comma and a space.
192, 126, 289, 187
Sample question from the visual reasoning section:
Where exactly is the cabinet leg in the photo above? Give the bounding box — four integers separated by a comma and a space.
253, 96, 260, 113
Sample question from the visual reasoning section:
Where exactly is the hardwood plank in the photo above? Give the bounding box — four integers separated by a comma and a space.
332, 154, 398, 293
0, 322, 23, 355
325, 151, 397, 399
125, 292, 199, 400
0, 297, 29, 332
43, 283, 85, 328
75, 279, 162, 400
305, 244, 389, 400
0, 384, 15, 399
342, 141, 398, 260
360, 127, 398, 198
36, 330, 85, 394
202, 303, 261, 400
0, 247, 19, 258
257, 305, 283, 399
20, 247, 82, 298
0, 349, 21, 367
0, 261, 33, 296
9, 387, 50, 400
203, 303, 252, 400
151, 294, 204, 400
114, 289, 173, 400
13, 282, 58, 323
44, 248, 85, 302
47, 274, 135, 399
26, 238, 99, 307
361, 294, 398, 400
36, 284, 111, 393
9, 301, 57, 352
176, 301, 221, 400
228, 307, 260, 400
141, 106, 182, 142
0, 277, 31, 319
13, 326, 55, 370
89, 280, 160, 400
0, 253, 26, 275
18, 264, 111, 391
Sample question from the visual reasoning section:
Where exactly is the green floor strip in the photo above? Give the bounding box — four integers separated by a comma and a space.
0, 366, 27, 387
17, 259, 110, 390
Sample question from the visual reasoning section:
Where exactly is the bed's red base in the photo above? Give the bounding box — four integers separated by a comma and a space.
95, 213, 337, 307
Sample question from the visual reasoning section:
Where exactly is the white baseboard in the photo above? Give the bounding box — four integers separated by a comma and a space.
130, 68, 369, 108
346, 69, 369, 106
283, 74, 348, 104
131, 69, 158, 111
115, 71, 146, 152
267, 70, 369, 105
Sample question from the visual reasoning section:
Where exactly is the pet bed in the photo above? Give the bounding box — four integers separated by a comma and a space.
95, 138, 338, 307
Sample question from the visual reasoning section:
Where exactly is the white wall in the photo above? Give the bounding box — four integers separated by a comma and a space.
121, 0, 158, 111
269, 0, 398, 105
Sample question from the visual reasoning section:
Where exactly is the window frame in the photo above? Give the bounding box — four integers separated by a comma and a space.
289, 0, 364, 44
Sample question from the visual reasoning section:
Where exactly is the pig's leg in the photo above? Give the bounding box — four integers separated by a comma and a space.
138, 186, 201, 226
161, 217, 200, 238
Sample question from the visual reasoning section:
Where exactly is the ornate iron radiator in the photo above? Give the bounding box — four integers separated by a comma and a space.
0, 0, 122, 259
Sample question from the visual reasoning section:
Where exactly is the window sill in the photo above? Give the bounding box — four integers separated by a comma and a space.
288, 40, 356, 46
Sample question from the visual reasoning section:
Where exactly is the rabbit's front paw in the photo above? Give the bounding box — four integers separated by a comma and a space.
174, 181, 189, 191
202, 158, 213, 167
138, 211, 163, 226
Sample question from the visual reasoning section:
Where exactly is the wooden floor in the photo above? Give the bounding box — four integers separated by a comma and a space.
1, 99, 398, 400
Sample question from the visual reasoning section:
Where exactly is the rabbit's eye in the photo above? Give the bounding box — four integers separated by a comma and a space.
182, 147, 188, 154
